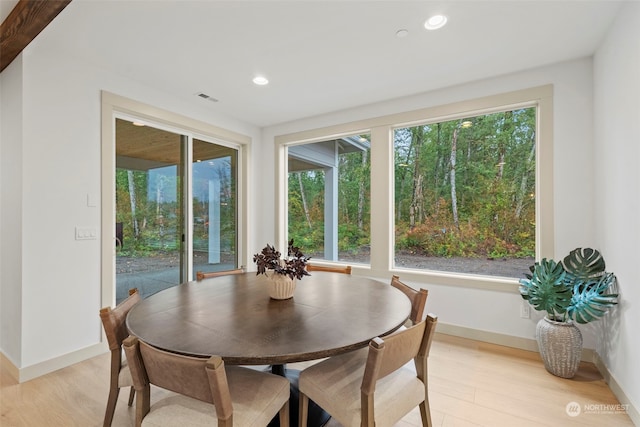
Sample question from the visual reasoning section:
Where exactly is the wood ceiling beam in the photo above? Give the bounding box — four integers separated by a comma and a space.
0, 0, 72, 73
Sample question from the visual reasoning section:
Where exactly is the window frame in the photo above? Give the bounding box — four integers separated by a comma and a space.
275, 85, 553, 291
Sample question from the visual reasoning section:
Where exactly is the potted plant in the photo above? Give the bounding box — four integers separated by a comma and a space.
253, 239, 310, 299
519, 247, 618, 378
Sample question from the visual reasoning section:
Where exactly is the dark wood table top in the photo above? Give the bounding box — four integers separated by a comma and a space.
126, 272, 411, 365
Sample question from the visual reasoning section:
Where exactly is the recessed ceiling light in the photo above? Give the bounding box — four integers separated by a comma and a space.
396, 29, 409, 38
132, 122, 145, 127
424, 14, 447, 30
253, 76, 269, 86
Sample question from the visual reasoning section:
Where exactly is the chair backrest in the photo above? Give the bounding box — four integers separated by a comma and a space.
100, 288, 141, 352
306, 264, 352, 275
361, 314, 438, 395
391, 275, 428, 325
123, 336, 233, 422
196, 268, 244, 281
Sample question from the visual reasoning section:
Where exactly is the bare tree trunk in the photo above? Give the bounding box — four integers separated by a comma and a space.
397, 138, 414, 222
409, 205, 415, 230
156, 176, 165, 245
127, 170, 140, 238
357, 150, 367, 231
496, 111, 513, 181
413, 174, 424, 223
497, 151, 505, 180
435, 123, 445, 198
450, 125, 460, 229
297, 172, 312, 229
410, 129, 425, 228
515, 137, 536, 218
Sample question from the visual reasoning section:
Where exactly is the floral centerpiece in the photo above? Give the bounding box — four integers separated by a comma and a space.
253, 239, 310, 280
253, 240, 310, 299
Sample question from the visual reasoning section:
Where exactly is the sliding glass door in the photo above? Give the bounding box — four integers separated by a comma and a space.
115, 118, 238, 302
192, 138, 238, 275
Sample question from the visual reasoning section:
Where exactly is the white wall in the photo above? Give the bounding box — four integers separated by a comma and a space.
0, 44, 263, 372
593, 1, 640, 418
264, 57, 598, 345
0, 56, 24, 366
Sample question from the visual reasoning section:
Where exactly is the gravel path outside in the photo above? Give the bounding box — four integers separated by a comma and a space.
117, 250, 532, 280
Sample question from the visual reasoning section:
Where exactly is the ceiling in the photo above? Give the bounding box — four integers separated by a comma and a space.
2, 0, 625, 128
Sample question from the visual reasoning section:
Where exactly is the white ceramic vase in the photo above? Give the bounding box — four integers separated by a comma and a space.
266, 273, 296, 300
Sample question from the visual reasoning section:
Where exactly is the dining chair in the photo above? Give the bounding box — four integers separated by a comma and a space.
99, 288, 141, 427
306, 264, 352, 274
391, 275, 428, 327
298, 314, 438, 427
196, 267, 244, 281
123, 336, 291, 427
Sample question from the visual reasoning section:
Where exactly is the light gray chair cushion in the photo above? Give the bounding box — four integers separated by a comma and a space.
140, 364, 289, 426
299, 348, 424, 427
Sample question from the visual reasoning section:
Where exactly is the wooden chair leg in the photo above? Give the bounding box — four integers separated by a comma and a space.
419, 400, 432, 427
298, 393, 309, 427
279, 399, 290, 427
134, 385, 151, 427
218, 415, 233, 427
127, 386, 135, 406
102, 387, 120, 427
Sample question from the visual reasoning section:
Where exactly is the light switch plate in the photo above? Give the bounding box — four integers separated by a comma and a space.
75, 226, 97, 240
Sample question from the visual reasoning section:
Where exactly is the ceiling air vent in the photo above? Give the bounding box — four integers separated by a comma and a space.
196, 92, 219, 102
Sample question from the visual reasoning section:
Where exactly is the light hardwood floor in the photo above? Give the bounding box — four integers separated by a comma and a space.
1, 333, 634, 427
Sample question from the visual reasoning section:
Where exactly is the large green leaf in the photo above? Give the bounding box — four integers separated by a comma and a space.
567, 273, 618, 324
563, 247, 606, 280
519, 258, 572, 318
521, 248, 619, 324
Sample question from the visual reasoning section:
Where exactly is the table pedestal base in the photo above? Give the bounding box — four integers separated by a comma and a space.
269, 364, 331, 427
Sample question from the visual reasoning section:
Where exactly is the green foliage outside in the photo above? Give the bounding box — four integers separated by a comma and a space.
288, 146, 371, 257
288, 108, 536, 262
115, 161, 236, 259
396, 108, 536, 259
115, 169, 181, 257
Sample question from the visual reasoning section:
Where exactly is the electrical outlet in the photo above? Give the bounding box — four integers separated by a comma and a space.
520, 301, 530, 318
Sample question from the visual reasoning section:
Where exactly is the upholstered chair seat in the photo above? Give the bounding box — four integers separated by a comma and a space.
298, 315, 438, 427
123, 336, 290, 427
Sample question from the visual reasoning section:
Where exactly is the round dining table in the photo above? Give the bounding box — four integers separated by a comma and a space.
126, 271, 411, 426
126, 271, 411, 363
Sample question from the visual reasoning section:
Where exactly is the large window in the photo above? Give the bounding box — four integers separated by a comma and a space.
277, 86, 552, 287
393, 108, 536, 277
287, 134, 371, 264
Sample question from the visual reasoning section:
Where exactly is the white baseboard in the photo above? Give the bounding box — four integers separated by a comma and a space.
593, 353, 640, 426
435, 322, 597, 361
438, 322, 638, 426
2, 342, 108, 383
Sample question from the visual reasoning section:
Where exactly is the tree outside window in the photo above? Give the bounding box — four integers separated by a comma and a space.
393, 108, 536, 278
